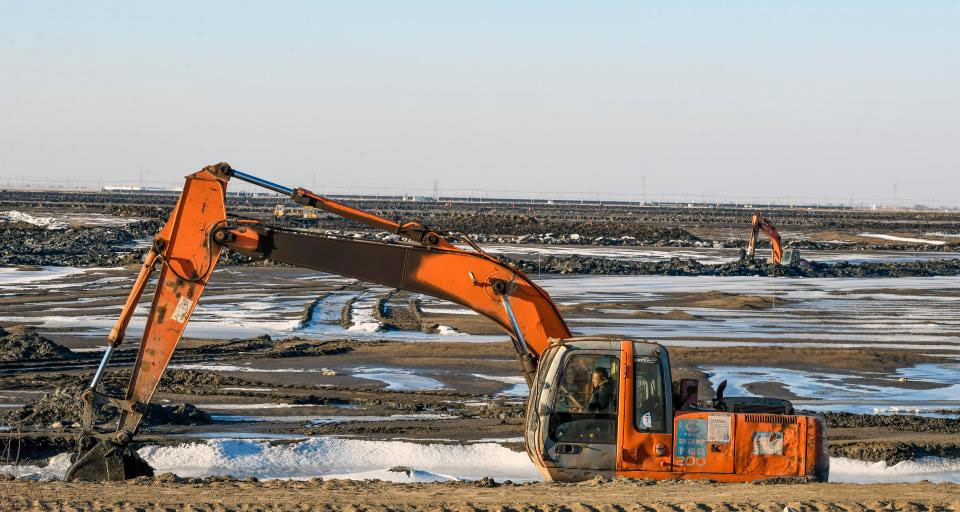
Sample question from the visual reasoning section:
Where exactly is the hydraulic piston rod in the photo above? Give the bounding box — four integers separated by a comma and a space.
225, 167, 453, 248
228, 169, 294, 196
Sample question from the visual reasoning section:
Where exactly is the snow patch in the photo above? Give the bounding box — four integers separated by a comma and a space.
858, 233, 946, 245
0, 452, 72, 480
136, 437, 539, 481
346, 295, 384, 333
0, 266, 93, 287
170, 364, 337, 375
0, 210, 67, 230
435, 325, 466, 336
706, 364, 960, 402
830, 456, 960, 483
351, 367, 445, 391
197, 403, 313, 410
472, 374, 529, 396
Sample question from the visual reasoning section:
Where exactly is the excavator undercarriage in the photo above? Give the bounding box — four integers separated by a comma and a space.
66, 163, 828, 483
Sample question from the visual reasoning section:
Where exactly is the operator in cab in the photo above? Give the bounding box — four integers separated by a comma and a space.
587, 367, 615, 413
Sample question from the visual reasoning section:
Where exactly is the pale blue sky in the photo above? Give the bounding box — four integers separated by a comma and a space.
1, 2, 957, 204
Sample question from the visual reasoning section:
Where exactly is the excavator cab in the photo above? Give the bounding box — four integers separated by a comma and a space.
526, 338, 673, 481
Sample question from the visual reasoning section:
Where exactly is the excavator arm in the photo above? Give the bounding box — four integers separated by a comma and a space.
745, 211, 783, 265
66, 163, 570, 481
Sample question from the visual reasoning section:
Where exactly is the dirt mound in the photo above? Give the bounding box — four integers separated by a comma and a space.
102, 204, 170, 219
191, 335, 353, 360
2, 369, 234, 430
0, 434, 75, 465
0, 226, 143, 267
0, 326, 76, 362
3, 384, 213, 430
127, 368, 255, 395
671, 347, 939, 372
142, 403, 212, 427
95, 368, 258, 395
508, 254, 960, 278
665, 291, 781, 310
830, 439, 960, 464
630, 309, 704, 320
811, 411, 960, 433
3, 386, 86, 429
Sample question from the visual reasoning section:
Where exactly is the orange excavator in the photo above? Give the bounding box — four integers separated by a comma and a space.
67, 163, 828, 482
745, 211, 784, 265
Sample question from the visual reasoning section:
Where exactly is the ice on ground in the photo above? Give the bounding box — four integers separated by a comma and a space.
858, 233, 947, 245
351, 367, 445, 391
472, 374, 529, 396
0, 266, 93, 287
7, 442, 958, 484
210, 413, 454, 423
473, 437, 525, 443
435, 325, 465, 336
297, 292, 357, 332
169, 432, 312, 440
706, 363, 960, 402
0, 210, 68, 230
346, 294, 384, 333
136, 437, 540, 481
0, 452, 72, 480
830, 457, 960, 483
420, 307, 477, 315
170, 364, 338, 374
308, 413, 454, 424
196, 403, 314, 410
798, 403, 960, 418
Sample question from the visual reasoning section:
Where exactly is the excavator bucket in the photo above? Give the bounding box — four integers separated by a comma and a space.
65, 440, 154, 481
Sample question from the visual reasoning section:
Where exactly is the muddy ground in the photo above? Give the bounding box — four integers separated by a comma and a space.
508, 253, 960, 277
3, 193, 960, 509
2, 478, 958, 511
5, 191, 960, 263
4, 188, 960, 233
2, 336, 958, 467
6, 219, 960, 278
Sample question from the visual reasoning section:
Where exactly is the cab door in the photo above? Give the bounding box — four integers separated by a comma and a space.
544, 349, 622, 472
616, 341, 674, 473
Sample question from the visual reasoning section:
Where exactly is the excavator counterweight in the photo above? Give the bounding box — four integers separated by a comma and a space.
67, 164, 827, 483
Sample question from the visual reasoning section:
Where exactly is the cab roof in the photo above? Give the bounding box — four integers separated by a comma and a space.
549, 336, 664, 356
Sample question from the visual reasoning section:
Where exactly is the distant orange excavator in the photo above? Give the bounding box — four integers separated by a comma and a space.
744, 211, 784, 265
66, 164, 827, 483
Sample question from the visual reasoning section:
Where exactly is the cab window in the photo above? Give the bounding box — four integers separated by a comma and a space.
634, 356, 666, 432
549, 353, 619, 444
